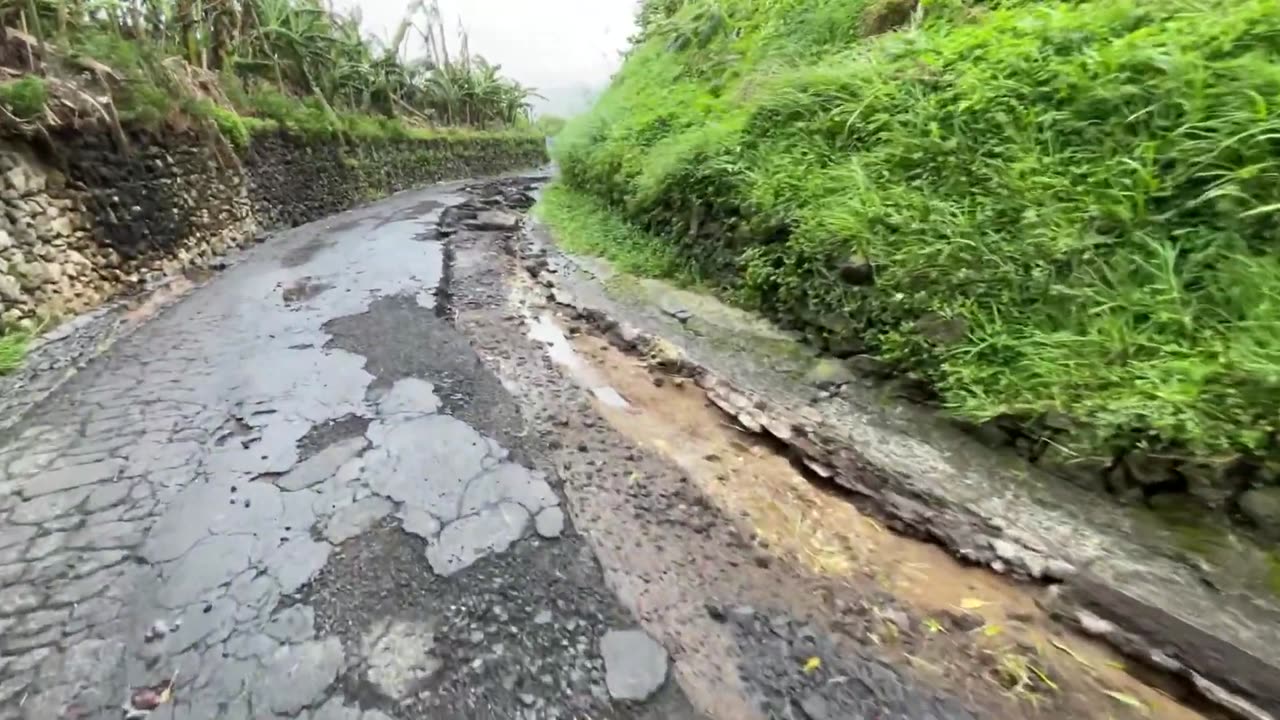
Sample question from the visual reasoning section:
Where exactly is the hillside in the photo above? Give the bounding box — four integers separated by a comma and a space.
0, 1, 541, 149
544, 0, 1280, 517
0, 1, 547, 368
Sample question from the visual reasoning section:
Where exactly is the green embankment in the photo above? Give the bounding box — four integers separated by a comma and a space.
546, 0, 1280, 487
0, 1, 550, 374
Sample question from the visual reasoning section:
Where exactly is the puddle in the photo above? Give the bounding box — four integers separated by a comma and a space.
591, 386, 630, 409
281, 277, 334, 304
526, 311, 631, 411
121, 276, 198, 325
519, 292, 1207, 719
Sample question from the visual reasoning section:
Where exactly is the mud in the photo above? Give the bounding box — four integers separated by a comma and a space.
508, 275, 1209, 720
509, 189, 1280, 720
441, 179, 1209, 720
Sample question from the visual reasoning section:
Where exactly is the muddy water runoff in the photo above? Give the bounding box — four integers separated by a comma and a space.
515, 279, 1208, 720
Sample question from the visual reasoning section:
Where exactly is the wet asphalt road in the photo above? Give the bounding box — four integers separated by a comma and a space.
0, 177, 980, 720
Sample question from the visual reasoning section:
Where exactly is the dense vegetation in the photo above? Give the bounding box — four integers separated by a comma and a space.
0, 0, 541, 139
549, 0, 1280, 477
0, 0, 547, 373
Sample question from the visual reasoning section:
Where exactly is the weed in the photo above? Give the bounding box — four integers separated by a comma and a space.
0, 329, 30, 375
0, 76, 47, 119
535, 184, 703, 284
210, 106, 249, 148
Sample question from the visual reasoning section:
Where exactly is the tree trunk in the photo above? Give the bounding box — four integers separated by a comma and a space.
177, 0, 199, 67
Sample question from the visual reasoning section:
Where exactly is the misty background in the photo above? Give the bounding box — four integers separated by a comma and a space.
338, 0, 639, 118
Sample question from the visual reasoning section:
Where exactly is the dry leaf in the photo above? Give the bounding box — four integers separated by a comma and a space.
1103, 690, 1148, 713
982, 624, 1003, 637
1029, 664, 1059, 691
959, 598, 988, 610
803, 656, 822, 673
1051, 639, 1094, 669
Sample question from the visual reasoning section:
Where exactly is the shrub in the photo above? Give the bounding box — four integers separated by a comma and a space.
210, 106, 249, 148
0, 76, 48, 119
0, 333, 27, 374
116, 81, 173, 125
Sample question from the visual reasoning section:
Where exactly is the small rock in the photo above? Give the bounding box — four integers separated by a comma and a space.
50, 215, 73, 237
534, 610, 553, 625
940, 608, 984, 633
798, 693, 835, 720
836, 254, 874, 286
1238, 487, 1280, 536
847, 353, 892, 377
534, 506, 565, 539
881, 608, 911, 632
600, 629, 669, 702
803, 358, 854, 389
0, 273, 22, 302
465, 210, 521, 231
4, 164, 43, 196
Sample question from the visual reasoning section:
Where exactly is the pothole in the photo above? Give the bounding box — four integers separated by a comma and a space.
295, 414, 371, 458
281, 277, 334, 305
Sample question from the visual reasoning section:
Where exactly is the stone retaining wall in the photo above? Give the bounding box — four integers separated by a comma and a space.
0, 128, 546, 327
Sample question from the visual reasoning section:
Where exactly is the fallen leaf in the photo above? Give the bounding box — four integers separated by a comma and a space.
982, 624, 1003, 637
959, 598, 988, 610
1103, 690, 1148, 714
1029, 664, 1059, 691
923, 617, 947, 634
1051, 639, 1094, 669
803, 656, 822, 673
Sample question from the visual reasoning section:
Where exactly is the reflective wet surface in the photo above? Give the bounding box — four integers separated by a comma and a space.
0, 175, 1152, 720
0, 183, 697, 719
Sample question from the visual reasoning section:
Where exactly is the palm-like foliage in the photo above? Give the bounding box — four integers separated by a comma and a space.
1, 0, 536, 128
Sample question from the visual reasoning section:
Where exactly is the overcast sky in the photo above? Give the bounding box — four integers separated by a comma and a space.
339, 0, 640, 116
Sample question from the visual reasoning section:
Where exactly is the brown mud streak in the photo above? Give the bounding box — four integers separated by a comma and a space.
515, 283, 1210, 720
500, 222, 1262, 719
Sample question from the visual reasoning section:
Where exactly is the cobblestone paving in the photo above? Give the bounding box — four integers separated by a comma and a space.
0, 184, 663, 720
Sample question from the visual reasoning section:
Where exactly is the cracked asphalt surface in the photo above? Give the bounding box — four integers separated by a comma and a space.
0, 176, 981, 720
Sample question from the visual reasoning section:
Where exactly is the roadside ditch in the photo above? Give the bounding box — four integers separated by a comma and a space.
438, 178, 1244, 720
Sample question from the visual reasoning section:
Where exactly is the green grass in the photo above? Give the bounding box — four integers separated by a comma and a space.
0, 76, 48, 119
551, 0, 1280, 477
536, 184, 701, 282
0, 330, 30, 375
43, 30, 546, 150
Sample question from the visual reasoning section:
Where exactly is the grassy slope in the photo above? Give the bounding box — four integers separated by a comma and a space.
0, 33, 546, 375
548, 0, 1280, 470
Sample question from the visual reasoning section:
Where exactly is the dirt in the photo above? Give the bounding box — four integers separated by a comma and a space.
474, 220, 1216, 718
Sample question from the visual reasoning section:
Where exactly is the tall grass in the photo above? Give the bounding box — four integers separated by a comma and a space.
0, 330, 30, 375
552, 0, 1280, 469
0, 1, 542, 139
